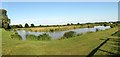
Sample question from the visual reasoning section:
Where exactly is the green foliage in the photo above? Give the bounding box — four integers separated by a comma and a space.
24, 23, 29, 28
67, 23, 70, 26
31, 24, 35, 27
38, 33, 51, 40
26, 33, 51, 40
77, 23, 80, 25
10, 32, 21, 40
49, 29, 54, 32
110, 24, 116, 28
103, 24, 107, 27
96, 28, 99, 32
71, 23, 74, 25
26, 34, 38, 40
0, 9, 11, 29
63, 31, 76, 38
18, 24, 23, 28
11, 24, 23, 28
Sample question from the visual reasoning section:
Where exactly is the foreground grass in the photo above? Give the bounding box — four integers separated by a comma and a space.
2, 27, 117, 55
0, 29, 2, 56
95, 31, 120, 55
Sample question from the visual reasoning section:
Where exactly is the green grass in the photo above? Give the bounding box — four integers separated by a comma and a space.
111, 30, 120, 37
0, 28, 2, 56
95, 30, 120, 55
2, 27, 118, 55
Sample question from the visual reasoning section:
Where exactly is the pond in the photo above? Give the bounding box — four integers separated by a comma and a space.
17, 26, 110, 40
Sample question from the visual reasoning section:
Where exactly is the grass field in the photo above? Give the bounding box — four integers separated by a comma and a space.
0, 29, 2, 56
2, 27, 118, 55
95, 30, 120, 55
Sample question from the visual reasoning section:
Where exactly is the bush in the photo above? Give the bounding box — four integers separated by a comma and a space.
63, 31, 76, 38
103, 24, 107, 27
77, 33, 83, 36
24, 23, 29, 28
38, 33, 51, 40
59, 37, 67, 40
26, 34, 38, 40
50, 29, 54, 32
110, 25, 115, 28
34, 30, 38, 32
10, 32, 21, 40
96, 28, 99, 32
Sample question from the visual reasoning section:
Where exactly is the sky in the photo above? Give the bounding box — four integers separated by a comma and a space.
2, 0, 120, 2
1, 2, 118, 26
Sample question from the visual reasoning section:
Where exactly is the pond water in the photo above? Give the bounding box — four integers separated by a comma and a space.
17, 26, 110, 40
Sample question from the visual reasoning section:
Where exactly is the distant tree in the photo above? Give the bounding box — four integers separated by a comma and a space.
67, 23, 70, 26
39, 25, 42, 27
31, 24, 35, 27
71, 23, 74, 25
24, 23, 29, 28
103, 24, 107, 27
11, 25, 19, 28
77, 23, 80, 25
19, 24, 23, 28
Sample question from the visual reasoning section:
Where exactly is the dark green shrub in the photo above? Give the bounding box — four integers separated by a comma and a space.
63, 31, 76, 38
24, 23, 29, 28
38, 33, 51, 40
110, 24, 116, 28
110, 25, 114, 28
34, 30, 38, 32
103, 24, 107, 27
59, 37, 66, 40
50, 29, 54, 32
96, 28, 99, 32
26, 34, 38, 40
31, 24, 35, 27
77, 33, 83, 36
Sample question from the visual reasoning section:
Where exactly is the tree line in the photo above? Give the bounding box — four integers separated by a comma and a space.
10, 21, 119, 28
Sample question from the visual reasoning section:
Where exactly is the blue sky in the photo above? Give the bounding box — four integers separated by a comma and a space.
2, 2, 118, 26
2, 0, 120, 2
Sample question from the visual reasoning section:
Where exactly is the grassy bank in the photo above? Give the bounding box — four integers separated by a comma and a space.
0, 29, 2, 56
2, 27, 118, 55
